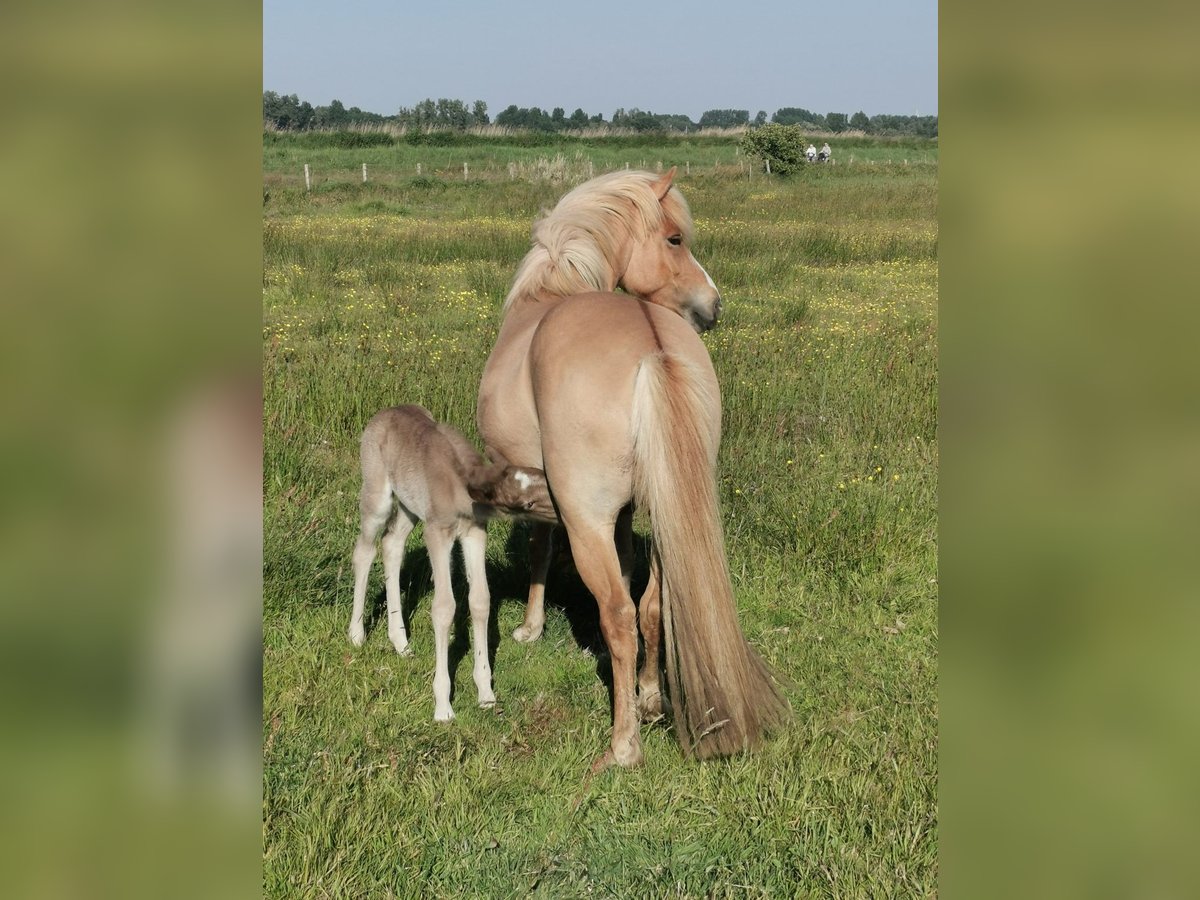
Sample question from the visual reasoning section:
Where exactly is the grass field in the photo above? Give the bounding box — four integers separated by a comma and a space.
263, 132, 938, 897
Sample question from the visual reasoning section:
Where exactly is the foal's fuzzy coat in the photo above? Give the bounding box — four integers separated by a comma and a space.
349, 405, 552, 720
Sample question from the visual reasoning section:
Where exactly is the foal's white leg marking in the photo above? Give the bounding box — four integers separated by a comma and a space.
381, 512, 416, 656
460, 524, 495, 707
690, 251, 717, 290
349, 489, 392, 647
426, 526, 457, 721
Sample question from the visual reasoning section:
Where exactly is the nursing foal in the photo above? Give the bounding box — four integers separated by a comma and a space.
348, 404, 553, 720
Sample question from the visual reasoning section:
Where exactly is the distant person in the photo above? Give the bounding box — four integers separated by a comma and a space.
805, 143, 817, 163
819, 142, 831, 162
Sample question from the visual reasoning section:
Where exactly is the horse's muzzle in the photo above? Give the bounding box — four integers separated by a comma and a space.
694, 295, 722, 332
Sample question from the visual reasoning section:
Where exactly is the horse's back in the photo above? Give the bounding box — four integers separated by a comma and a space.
531, 294, 716, 401
361, 405, 474, 524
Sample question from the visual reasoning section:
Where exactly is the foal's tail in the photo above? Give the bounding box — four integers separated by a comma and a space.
631, 353, 791, 759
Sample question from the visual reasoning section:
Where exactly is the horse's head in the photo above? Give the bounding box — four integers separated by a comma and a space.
620, 167, 723, 332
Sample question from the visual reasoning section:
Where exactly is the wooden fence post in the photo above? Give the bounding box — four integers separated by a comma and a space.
304, 164, 311, 192
417, 162, 422, 175
463, 162, 469, 180
362, 163, 368, 183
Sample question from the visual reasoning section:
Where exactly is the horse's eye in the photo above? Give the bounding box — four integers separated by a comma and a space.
667, 235, 683, 246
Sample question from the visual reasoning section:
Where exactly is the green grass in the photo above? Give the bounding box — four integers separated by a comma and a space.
264, 135, 938, 897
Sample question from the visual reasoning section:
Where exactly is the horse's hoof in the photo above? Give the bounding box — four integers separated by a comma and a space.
390, 637, 412, 656
478, 694, 496, 708
512, 623, 543, 643
348, 624, 366, 647
433, 707, 455, 722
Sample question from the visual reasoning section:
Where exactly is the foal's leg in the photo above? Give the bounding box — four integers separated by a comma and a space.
566, 521, 643, 770
424, 524, 457, 721
349, 486, 393, 647
381, 507, 417, 655
460, 523, 496, 707
513, 522, 555, 643
636, 552, 664, 721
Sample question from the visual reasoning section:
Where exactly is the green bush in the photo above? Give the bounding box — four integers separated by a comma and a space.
740, 123, 807, 175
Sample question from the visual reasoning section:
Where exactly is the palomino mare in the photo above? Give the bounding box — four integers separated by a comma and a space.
477, 168, 790, 769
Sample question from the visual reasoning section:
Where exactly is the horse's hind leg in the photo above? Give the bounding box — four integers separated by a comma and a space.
425, 524, 457, 721
636, 552, 664, 721
350, 484, 393, 647
381, 507, 417, 655
460, 523, 496, 707
615, 504, 634, 594
513, 522, 554, 642
615, 503, 662, 720
566, 521, 643, 770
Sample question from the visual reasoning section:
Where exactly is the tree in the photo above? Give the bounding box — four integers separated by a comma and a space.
772, 107, 822, 127
568, 108, 589, 128
495, 104, 521, 127
471, 100, 489, 125
849, 110, 870, 132
825, 112, 848, 132
740, 123, 807, 175
295, 101, 313, 129
312, 99, 350, 128
753, 110, 767, 127
698, 109, 749, 128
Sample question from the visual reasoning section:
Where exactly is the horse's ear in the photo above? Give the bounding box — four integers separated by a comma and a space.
652, 166, 677, 201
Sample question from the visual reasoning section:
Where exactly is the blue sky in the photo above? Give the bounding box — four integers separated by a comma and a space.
263, 0, 937, 120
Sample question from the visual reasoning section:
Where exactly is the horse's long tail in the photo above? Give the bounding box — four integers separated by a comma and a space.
631, 353, 791, 759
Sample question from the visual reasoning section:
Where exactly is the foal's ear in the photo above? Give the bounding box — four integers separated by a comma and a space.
652, 166, 677, 200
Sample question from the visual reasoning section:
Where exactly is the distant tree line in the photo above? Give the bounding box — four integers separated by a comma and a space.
264, 91, 936, 137
771, 107, 937, 138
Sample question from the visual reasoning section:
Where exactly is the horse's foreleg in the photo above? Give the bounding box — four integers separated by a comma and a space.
381, 509, 416, 655
513, 522, 554, 642
460, 523, 495, 708
636, 552, 664, 722
568, 524, 642, 769
425, 525, 457, 721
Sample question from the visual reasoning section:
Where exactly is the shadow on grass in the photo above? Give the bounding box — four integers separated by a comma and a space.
359, 519, 658, 714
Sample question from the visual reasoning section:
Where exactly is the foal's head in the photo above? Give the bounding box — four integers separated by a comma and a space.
468, 463, 558, 524
620, 167, 723, 333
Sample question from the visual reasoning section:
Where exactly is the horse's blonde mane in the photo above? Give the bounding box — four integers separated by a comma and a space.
503, 170, 694, 310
